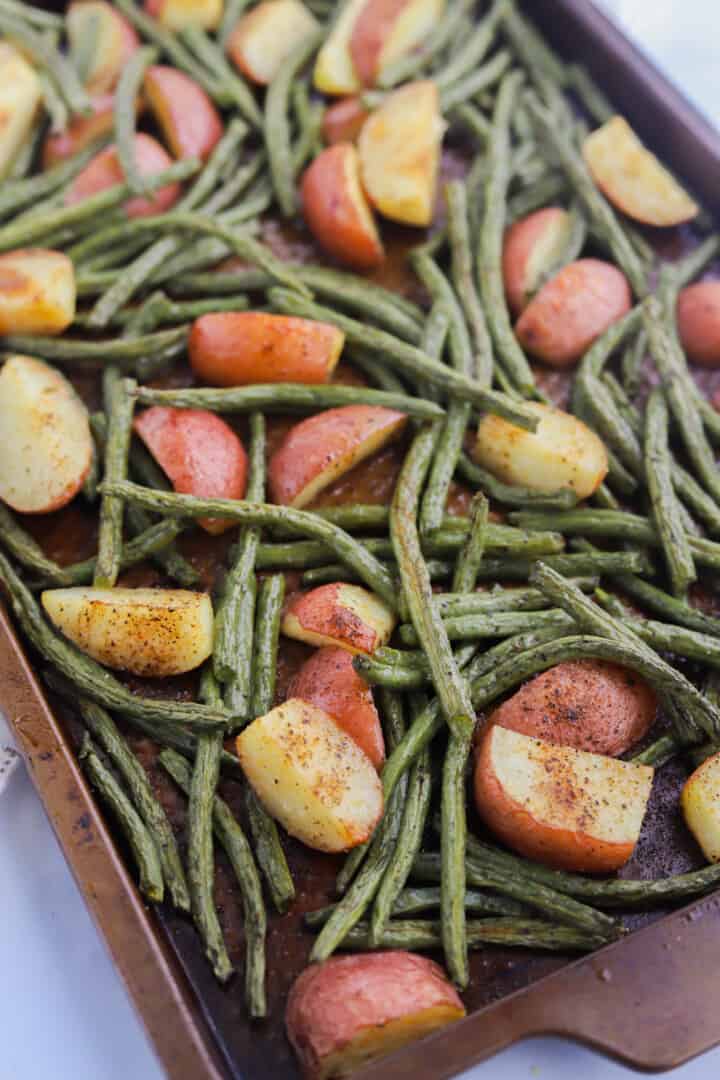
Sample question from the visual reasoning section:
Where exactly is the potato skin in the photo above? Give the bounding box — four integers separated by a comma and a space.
286, 952, 465, 1079
134, 406, 247, 534
515, 258, 632, 366
144, 65, 223, 162
681, 751, 720, 863
322, 97, 369, 144
42, 94, 116, 169
288, 646, 385, 767
268, 404, 406, 507
65, 134, 181, 218
488, 660, 656, 757
677, 281, 720, 367
301, 143, 385, 271
349, 0, 412, 85
188, 312, 344, 386
502, 207, 571, 316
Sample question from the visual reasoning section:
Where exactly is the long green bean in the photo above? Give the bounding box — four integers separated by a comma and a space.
94, 374, 134, 588
479, 69, 535, 395
338, 918, 603, 953
135, 383, 443, 419
645, 387, 696, 596
79, 699, 190, 912
452, 493, 489, 594
79, 734, 164, 903
0, 503, 71, 585
115, 46, 158, 195
265, 28, 323, 216
267, 288, 540, 429
0, 13, 91, 117
160, 750, 268, 1017
179, 25, 263, 127
250, 574, 285, 718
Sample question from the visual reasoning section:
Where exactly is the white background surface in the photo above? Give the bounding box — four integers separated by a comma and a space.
3, 2, 720, 1078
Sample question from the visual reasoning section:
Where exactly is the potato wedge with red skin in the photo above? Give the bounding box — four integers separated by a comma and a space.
236, 699, 383, 853
313, 0, 365, 95
0, 355, 91, 514
476, 402, 608, 500
67, 1, 140, 95
677, 281, 720, 367
134, 406, 248, 535
144, 66, 223, 162
583, 116, 698, 227
65, 134, 181, 218
515, 258, 632, 367
144, 0, 222, 30
189, 312, 344, 386
42, 94, 117, 169
349, 0, 445, 87
322, 97, 369, 145
286, 952, 465, 1079
474, 725, 654, 873
282, 583, 395, 656
301, 144, 385, 270
288, 646, 385, 767
227, 0, 319, 85
681, 751, 720, 863
41, 587, 213, 677
488, 660, 657, 757
358, 80, 443, 227
269, 404, 406, 507
0, 249, 75, 336
502, 207, 575, 316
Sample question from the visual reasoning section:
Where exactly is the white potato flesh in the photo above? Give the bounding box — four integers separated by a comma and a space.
0, 44, 41, 179
0, 355, 92, 513
583, 116, 698, 227
41, 587, 214, 676
236, 699, 383, 852
155, 0, 223, 30
358, 80, 443, 226
483, 725, 651, 851
229, 0, 318, 85
681, 752, 720, 862
0, 249, 76, 335
475, 401, 608, 499
313, 0, 365, 95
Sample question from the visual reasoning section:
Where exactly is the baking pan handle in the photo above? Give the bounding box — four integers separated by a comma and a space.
357, 892, 720, 1078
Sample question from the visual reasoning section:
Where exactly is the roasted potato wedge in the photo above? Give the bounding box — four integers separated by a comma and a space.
282, 583, 396, 655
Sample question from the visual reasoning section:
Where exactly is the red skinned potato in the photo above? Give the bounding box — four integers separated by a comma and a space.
322, 97, 369, 145
0, 249, 75, 336
236, 698, 383, 852
65, 134, 181, 218
0, 43, 41, 178
144, 0, 223, 30
313, 0, 365, 95
358, 80, 443, 227
189, 312, 344, 386
134, 406, 248, 534
288, 646, 385, 767
286, 952, 465, 1079
0, 355, 92, 514
474, 725, 654, 873
583, 116, 698, 228
282, 583, 396, 655
677, 281, 720, 367
515, 258, 632, 367
488, 660, 657, 757
269, 404, 406, 507
349, 0, 445, 87
682, 751, 720, 863
67, 1, 140, 94
42, 94, 117, 169
502, 207, 575, 316
227, 0, 319, 85
301, 143, 385, 270
144, 65, 222, 162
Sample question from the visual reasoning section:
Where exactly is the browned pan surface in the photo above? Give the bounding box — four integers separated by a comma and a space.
4, 1, 720, 1077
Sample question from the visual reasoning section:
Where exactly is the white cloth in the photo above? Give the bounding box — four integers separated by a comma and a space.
0, 709, 20, 797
